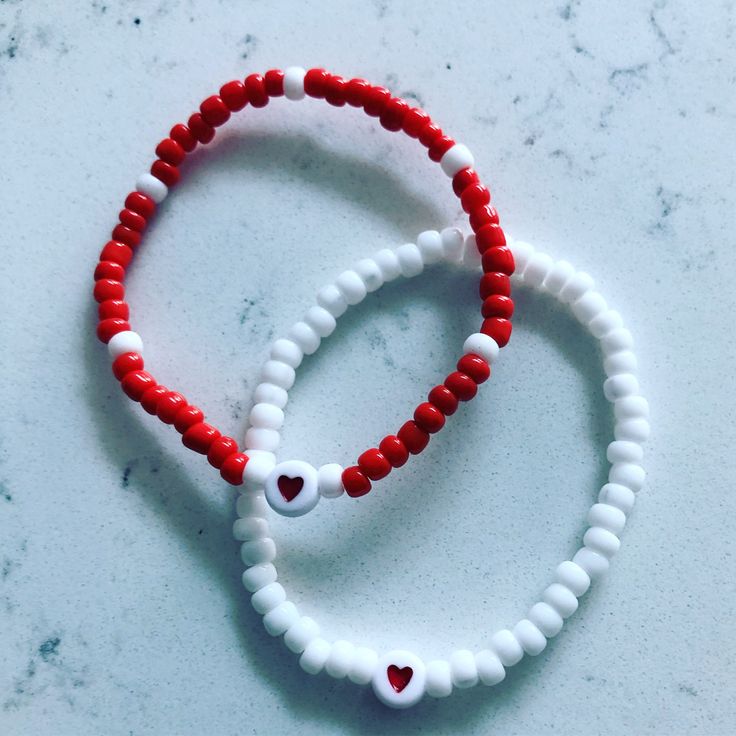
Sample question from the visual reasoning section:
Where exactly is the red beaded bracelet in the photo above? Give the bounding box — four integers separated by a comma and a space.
93, 67, 514, 492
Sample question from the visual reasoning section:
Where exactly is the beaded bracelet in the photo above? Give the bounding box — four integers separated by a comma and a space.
235, 237, 649, 709
92, 67, 514, 493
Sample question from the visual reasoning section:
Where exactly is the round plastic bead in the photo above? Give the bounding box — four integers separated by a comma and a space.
587, 503, 627, 535
606, 440, 644, 464
241, 562, 277, 593
490, 629, 523, 666
614, 395, 650, 420
284, 616, 320, 654
599, 483, 636, 515
416, 230, 444, 264
354, 258, 384, 292
136, 173, 168, 203
288, 322, 321, 355
263, 601, 300, 636
335, 270, 368, 305
305, 305, 337, 337
583, 526, 621, 559
396, 243, 424, 277
317, 284, 348, 318
440, 144, 474, 177
615, 418, 651, 443
253, 383, 288, 410
260, 360, 296, 390
240, 537, 277, 566
542, 583, 579, 618
609, 462, 646, 492
244, 427, 280, 452
590, 309, 624, 339
107, 330, 143, 358
440, 227, 464, 261
236, 491, 269, 519
249, 403, 284, 430
325, 640, 355, 679
462, 333, 499, 364
348, 647, 379, 685
318, 463, 345, 498
573, 547, 610, 580
251, 581, 286, 614
475, 650, 506, 686
604, 350, 638, 376
270, 338, 303, 368
242, 450, 276, 487
283, 66, 306, 100
601, 327, 634, 355
425, 660, 453, 698
522, 252, 554, 287
450, 649, 478, 689
555, 560, 591, 597
513, 619, 547, 656
528, 602, 564, 638
559, 271, 594, 303
374, 248, 402, 281
541, 259, 574, 295
572, 291, 608, 325
300, 638, 331, 675
603, 373, 640, 402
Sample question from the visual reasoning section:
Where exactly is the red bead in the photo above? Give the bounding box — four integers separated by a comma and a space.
125, 191, 156, 219
94, 278, 124, 303
345, 78, 369, 106
378, 435, 409, 468
140, 384, 169, 415
428, 135, 455, 162
342, 466, 372, 497
358, 448, 392, 481
480, 272, 511, 299
363, 86, 390, 117
324, 74, 347, 106
460, 183, 491, 213
397, 420, 430, 454
112, 352, 144, 380
469, 205, 499, 232
119, 208, 146, 232
457, 354, 490, 384
96, 317, 130, 343
481, 318, 513, 347
111, 224, 141, 248
428, 385, 459, 416
220, 452, 248, 485
188, 113, 215, 144
380, 97, 409, 131
100, 240, 133, 267
452, 167, 479, 197
220, 80, 248, 111
482, 246, 514, 274
207, 435, 239, 469
402, 107, 430, 138
173, 404, 204, 433
264, 69, 285, 96
419, 123, 443, 147
413, 402, 445, 433
98, 299, 129, 321
244, 73, 268, 107
155, 138, 186, 166
94, 261, 125, 281
156, 392, 187, 424
482, 294, 515, 319
169, 123, 197, 153
475, 223, 506, 252
304, 68, 328, 98
200, 95, 230, 126
150, 160, 179, 187
121, 370, 156, 401
182, 422, 221, 454
444, 371, 478, 401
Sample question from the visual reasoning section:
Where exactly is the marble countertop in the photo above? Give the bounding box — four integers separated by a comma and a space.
1, 1, 735, 734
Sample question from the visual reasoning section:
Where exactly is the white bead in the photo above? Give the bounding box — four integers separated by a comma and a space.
317, 284, 348, 317
598, 483, 636, 515
136, 172, 168, 203
572, 291, 608, 326
587, 503, 627, 535
601, 327, 634, 355
584, 527, 621, 559
461, 234, 481, 268
374, 248, 402, 281
462, 333, 499, 363
283, 66, 306, 100
450, 649, 478, 688
609, 462, 646, 492
304, 305, 337, 337
260, 360, 296, 390
251, 581, 286, 614
604, 350, 638, 376
543, 583, 579, 618
528, 602, 564, 638
522, 252, 554, 288
614, 395, 650, 420
236, 490, 269, 518
372, 650, 426, 709
317, 463, 344, 498
615, 418, 651, 443
510, 240, 535, 272
263, 601, 299, 636
490, 629, 523, 666
440, 143, 474, 177
589, 309, 624, 339
440, 227, 464, 261
284, 616, 320, 654
325, 640, 355, 679
555, 560, 591, 596
107, 330, 143, 358
607, 440, 643, 464
240, 537, 276, 566
603, 373, 639, 402
253, 382, 288, 410
573, 547, 610, 579
559, 271, 594, 303
244, 427, 280, 453
513, 619, 547, 656
542, 259, 574, 295
288, 321, 321, 355
354, 258, 383, 292
264, 460, 320, 518
242, 450, 276, 487
348, 647, 378, 685
425, 660, 453, 698
475, 650, 506, 686
270, 338, 303, 368
299, 637, 331, 674
233, 516, 269, 541
241, 563, 277, 593
396, 243, 424, 277
417, 230, 444, 265
249, 403, 284, 430
336, 269, 368, 304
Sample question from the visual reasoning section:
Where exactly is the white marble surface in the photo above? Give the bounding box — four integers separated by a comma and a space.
1, 1, 735, 734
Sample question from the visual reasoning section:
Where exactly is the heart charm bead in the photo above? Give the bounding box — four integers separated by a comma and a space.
264, 461, 319, 517
387, 665, 413, 693
277, 474, 303, 502
372, 651, 426, 708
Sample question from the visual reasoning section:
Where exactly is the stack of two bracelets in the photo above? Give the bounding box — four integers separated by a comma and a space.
92, 67, 649, 709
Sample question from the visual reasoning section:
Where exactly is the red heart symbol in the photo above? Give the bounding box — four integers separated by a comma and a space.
277, 475, 304, 502
387, 665, 413, 693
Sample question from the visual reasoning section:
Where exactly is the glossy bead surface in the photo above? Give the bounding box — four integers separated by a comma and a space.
342, 466, 372, 497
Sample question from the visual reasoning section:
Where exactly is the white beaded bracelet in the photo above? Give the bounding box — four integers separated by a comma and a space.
234, 236, 649, 708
